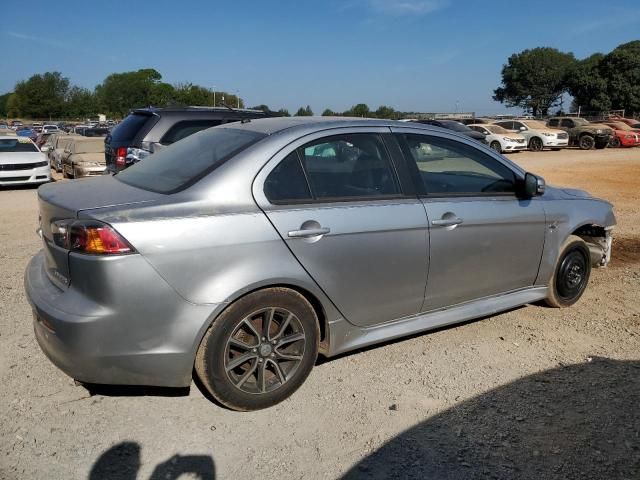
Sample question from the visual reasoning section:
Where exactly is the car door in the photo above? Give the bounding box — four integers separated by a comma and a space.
254, 128, 429, 328
392, 128, 546, 311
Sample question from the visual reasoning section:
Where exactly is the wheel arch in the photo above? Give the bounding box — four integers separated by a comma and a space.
191, 280, 334, 364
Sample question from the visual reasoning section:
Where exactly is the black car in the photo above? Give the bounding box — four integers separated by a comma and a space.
410, 119, 487, 143
104, 106, 268, 173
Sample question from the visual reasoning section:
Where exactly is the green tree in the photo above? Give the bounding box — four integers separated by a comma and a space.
6, 94, 19, 117
374, 105, 396, 119
321, 108, 335, 116
566, 53, 610, 112
95, 68, 164, 116
493, 48, 576, 116
276, 108, 290, 117
295, 105, 313, 116
13, 71, 70, 119
345, 103, 370, 117
65, 86, 96, 118
0, 92, 11, 117
598, 40, 640, 113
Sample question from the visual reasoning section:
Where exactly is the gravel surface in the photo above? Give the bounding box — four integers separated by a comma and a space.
1, 148, 639, 479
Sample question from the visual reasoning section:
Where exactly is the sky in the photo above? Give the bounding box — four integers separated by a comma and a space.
3, 0, 640, 115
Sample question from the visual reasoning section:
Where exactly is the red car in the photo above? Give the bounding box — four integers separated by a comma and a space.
602, 121, 640, 148
608, 116, 640, 129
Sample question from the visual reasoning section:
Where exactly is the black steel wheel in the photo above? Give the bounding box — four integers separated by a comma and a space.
529, 136, 543, 152
579, 135, 595, 150
490, 141, 502, 153
545, 235, 591, 308
195, 288, 319, 411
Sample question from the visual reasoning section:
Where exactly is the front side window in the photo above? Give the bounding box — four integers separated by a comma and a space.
560, 119, 574, 128
400, 134, 517, 195
298, 134, 400, 199
548, 119, 559, 127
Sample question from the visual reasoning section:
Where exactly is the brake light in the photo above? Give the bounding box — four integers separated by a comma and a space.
51, 220, 134, 255
115, 147, 127, 166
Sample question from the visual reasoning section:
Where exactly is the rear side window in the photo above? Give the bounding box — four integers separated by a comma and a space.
300, 134, 399, 199
116, 127, 266, 193
548, 119, 559, 127
109, 113, 154, 143
160, 120, 223, 145
264, 152, 312, 202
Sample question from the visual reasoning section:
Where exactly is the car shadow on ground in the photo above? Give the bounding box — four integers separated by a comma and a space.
342, 357, 639, 480
88, 441, 215, 479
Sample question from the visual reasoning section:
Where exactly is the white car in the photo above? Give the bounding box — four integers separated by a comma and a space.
493, 119, 569, 151
43, 124, 59, 133
468, 124, 527, 153
0, 136, 51, 186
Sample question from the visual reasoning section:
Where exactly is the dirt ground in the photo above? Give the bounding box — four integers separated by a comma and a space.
1, 148, 639, 480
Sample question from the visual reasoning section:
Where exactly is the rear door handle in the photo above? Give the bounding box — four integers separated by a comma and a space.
431, 218, 463, 227
288, 227, 330, 238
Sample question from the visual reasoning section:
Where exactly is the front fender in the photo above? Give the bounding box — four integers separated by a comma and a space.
536, 198, 616, 285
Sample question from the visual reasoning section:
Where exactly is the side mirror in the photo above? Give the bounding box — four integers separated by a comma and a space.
519, 126, 526, 131
41, 145, 51, 152
523, 172, 545, 198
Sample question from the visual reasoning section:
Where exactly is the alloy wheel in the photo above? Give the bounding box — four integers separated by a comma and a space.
224, 307, 306, 395
529, 137, 543, 151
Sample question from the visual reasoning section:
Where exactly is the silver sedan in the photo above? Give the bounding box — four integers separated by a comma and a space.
25, 117, 615, 410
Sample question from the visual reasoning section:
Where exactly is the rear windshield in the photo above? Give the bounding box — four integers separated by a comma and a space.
116, 127, 266, 193
74, 141, 105, 154
0, 138, 39, 152
440, 121, 470, 132
109, 113, 154, 143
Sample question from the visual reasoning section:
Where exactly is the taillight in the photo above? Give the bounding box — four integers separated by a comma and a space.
51, 220, 134, 255
115, 147, 127, 166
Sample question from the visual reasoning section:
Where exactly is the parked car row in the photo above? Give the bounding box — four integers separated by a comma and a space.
407, 115, 640, 152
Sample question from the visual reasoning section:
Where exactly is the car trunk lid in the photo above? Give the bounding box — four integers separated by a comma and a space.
37, 175, 162, 288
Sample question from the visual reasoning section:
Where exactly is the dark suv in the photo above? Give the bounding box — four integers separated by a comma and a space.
104, 106, 268, 173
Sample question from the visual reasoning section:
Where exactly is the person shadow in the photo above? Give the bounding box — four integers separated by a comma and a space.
343, 357, 640, 479
89, 442, 215, 480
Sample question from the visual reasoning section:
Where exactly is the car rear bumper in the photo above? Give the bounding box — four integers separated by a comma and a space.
74, 164, 107, 178
24, 250, 218, 387
0, 166, 50, 186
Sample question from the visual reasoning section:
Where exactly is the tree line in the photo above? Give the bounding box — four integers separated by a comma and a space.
0, 69, 245, 120
0, 68, 405, 121
493, 40, 640, 117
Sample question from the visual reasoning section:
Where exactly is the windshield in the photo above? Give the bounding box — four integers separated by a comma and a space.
116, 127, 266, 193
485, 125, 510, 134
0, 138, 39, 152
609, 122, 631, 130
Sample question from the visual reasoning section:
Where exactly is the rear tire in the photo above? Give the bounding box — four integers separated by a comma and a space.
529, 137, 543, 152
545, 235, 591, 308
579, 135, 595, 150
195, 288, 319, 411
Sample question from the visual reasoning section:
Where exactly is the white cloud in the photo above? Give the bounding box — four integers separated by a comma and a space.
367, 0, 449, 16
5, 31, 69, 49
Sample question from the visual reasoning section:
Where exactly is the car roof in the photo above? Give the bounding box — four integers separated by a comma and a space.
220, 116, 446, 136
0, 135, 33, 140
132, 106, 266, 115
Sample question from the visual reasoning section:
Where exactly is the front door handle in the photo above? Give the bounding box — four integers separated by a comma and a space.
431, 217, 463, 227
288, 227, 330, 238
